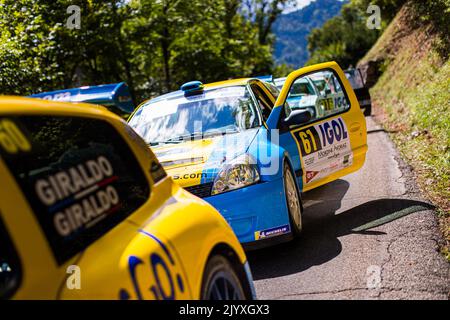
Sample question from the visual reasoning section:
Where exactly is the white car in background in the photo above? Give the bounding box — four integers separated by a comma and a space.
274, 76, 325, 118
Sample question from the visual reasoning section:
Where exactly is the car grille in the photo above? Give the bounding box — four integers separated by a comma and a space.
184, 183, 213, 198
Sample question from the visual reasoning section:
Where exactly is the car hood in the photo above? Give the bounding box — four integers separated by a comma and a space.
152, 128, 260, 187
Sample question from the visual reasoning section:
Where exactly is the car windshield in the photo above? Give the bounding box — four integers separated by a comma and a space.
129, 86, 260, 145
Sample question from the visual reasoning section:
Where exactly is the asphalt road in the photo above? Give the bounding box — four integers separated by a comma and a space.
248, 117, 449, 299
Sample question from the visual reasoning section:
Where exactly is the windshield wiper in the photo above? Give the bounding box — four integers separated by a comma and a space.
152, 130, 241, 146
148, 141, 181, 146
165, 132, 205, 143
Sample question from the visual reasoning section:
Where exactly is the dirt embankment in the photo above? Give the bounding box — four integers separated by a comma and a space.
357, 2, 450, 259
358, 3, 442, 87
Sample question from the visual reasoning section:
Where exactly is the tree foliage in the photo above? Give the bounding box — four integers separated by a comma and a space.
306, 2, 380, 68
410, 0, 450, 56
306, 0, 449, 68
306, 0, 408, 68
0, 0, 281, 102
242, 0, 295, 45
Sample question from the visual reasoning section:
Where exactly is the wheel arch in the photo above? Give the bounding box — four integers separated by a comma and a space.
282, 154, 304, 235
202, 242, 254, 300
282, 153, 303, 195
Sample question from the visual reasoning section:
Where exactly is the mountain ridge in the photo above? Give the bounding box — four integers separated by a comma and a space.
273, 0, 347, 68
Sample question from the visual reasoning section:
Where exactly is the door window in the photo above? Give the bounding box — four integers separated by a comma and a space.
344, 69, 365, 89
250, 83, 274, 122
286, 70, 351, 123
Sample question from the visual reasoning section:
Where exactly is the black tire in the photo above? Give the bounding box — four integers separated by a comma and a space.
283, 162, 303, 236
200, 255, 246, 300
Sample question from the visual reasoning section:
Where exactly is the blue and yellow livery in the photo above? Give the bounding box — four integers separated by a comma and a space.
129, 62, 368, 249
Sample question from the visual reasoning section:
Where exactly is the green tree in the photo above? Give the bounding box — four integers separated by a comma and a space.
0, 0, 134, 96
242, 0, 296, 45
304, 0, 416, 68
306, 3, 381, 68
124, 0, 275, 99
0, 0, 281, 102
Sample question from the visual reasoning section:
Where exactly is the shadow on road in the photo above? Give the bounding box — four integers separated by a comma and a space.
247, 179, 434, 280
367, 128, 399, 134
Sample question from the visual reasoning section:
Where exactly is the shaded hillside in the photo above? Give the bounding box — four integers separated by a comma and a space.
273, 0, 346, 68
358, 2, 449, 258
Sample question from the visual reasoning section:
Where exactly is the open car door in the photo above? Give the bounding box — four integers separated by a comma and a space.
266, 61, 368, 192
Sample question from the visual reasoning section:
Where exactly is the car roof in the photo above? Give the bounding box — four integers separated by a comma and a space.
204, 78, 251, 88
148, 78, 252, 104
0, 96, 120, 120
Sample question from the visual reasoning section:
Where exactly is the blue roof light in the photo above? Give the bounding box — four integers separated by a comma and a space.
29, 82, 135, 113
180, 81, 204, 96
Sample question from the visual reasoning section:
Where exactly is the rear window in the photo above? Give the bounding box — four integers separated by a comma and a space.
344, 70, 365, 89
0, 116, 150, 265
0, 215, 21, 299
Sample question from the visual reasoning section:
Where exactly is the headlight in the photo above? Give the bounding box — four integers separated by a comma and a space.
211, 154, 260, 195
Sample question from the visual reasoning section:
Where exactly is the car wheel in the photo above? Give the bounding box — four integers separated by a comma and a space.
201, 255, 246, 300
284, 163, 303, 236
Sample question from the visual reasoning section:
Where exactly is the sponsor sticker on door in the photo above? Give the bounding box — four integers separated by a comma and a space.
293, 117, 353, 184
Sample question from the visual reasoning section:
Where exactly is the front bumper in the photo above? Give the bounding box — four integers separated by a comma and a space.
204, 178, 291, 244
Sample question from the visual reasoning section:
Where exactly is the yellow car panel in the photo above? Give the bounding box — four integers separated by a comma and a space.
0, 97, 253, 300
274, 61, 367, 192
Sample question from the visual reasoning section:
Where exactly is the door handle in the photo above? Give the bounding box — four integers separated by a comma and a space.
350, 122, 361, 133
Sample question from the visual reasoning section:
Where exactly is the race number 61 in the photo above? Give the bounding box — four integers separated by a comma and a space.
299, 129, 318, 155
0, 119, 31, 154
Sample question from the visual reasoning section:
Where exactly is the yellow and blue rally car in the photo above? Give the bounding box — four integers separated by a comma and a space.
129, 62, 368, 249
0, 97, 255, 299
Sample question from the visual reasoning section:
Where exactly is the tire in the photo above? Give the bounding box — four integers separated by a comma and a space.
200, 255, 246, 300
283, 162, 303, 236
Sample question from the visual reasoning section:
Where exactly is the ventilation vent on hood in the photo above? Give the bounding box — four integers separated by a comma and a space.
184, 182, 213, 198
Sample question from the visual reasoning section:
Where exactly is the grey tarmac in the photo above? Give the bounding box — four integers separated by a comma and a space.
248, 117, 449, 300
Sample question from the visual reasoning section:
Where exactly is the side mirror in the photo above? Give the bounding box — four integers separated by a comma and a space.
284, 109, 312, 127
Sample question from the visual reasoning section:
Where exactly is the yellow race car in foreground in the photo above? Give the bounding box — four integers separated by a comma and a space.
0, 97, 255, 300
